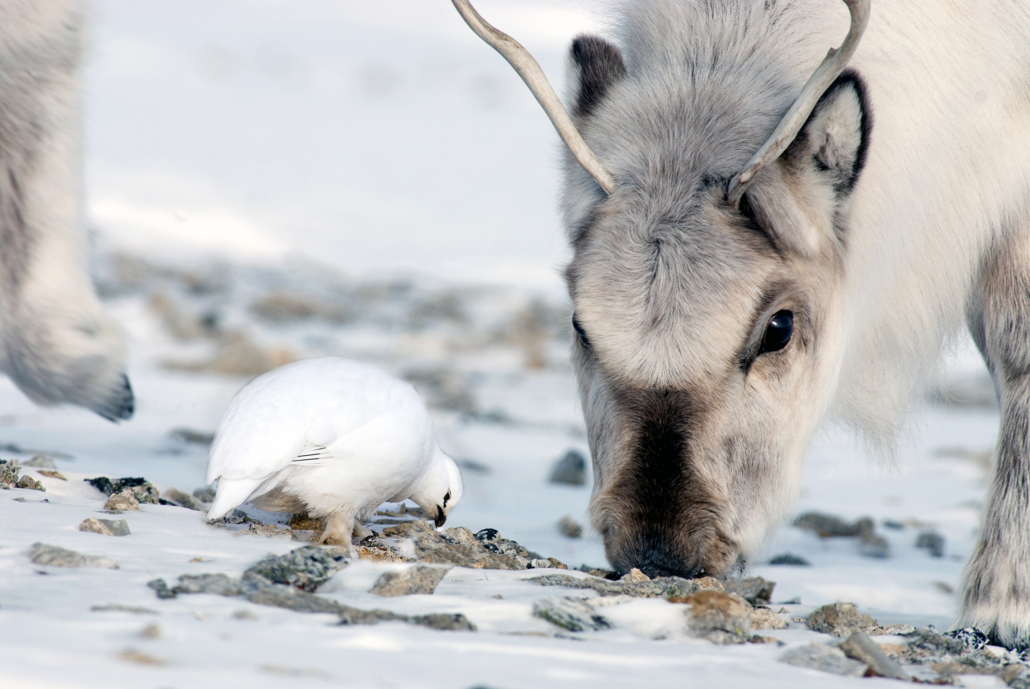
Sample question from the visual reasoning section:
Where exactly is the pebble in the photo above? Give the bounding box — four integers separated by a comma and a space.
768, 553, 810, 566
162, 488, 203, 511
16, 474, 45, 491
750, 607, 789, 631
29, 542, 119, 569
104, 490, 140, 512
79, 518, 131, 537
620, 568, 649, 583
532, 597, 612, 632
838, 632, 909, 679
779, 642, 868, 677
806, 602, 878, 637
85, 477, 160, 504
916, 530, 946, 557
794, 511, 891, 559
557, 515, 582, 539
37, 470, 66, 481
548, 449, 587, 486
681, 590, 754, 643
369, 565, 451, 597
722, 577, 775, 605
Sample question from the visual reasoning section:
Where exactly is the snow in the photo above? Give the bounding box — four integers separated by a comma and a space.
0, 1, 1005, 687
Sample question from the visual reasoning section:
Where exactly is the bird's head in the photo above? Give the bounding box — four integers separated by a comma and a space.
411, 449, 463, 528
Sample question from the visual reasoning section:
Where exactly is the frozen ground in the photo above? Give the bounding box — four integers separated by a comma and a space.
0, 1, 1016, 688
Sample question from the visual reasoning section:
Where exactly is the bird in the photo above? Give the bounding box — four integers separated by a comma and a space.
204, 357, 462, 546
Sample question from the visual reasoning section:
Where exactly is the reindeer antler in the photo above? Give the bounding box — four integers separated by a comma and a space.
726, 0, 871, 207
451, 0, 616, 195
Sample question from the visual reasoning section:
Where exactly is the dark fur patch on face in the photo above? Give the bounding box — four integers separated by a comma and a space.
571, 35, 627, 120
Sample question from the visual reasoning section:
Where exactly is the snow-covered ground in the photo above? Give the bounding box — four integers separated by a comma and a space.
0, 2, 1011, 687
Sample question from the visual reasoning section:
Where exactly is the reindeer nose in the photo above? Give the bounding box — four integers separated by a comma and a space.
629, 547, 705, 580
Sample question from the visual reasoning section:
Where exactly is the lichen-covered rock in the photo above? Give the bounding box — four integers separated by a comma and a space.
79, 518, 131, 537
370, 565, 451, 597
532, 597, 611, 632
242, 545, 350, 592
85, 477, 160, 504
534, 572, 724, 599
680, 590, 754, 643
381, 522, 526, 570
104, 490, 140, 512
750, 607, 789, 631
148, 573, 243, 599
838, 632, 909, 679
806, 602, 878, 637
29, 542, 119, 569
722, 577, 775, 605
768, 553, 810, 566
16, 474, 45, 491
0, 459, 21, 489
779, 642, 868, 677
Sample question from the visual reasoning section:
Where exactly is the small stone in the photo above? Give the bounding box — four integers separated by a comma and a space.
838, 632, 909, 679
16, 474, 45, 491
557, 515, 582, 539
750, 607, 788, 630
24, 455, 56, 469
104, 490, 140, 512
79, 518, 131, 537
243, 545, 351, 592
174, 573, 242, 597
29, 542, 118, 569
916, 530, 946, 557
779, 642, 868, 677
192, 486, 216, 503
548, 449, 587, 486
532, 597, 612, 632
722, 577, 775, 605
37, 470, 66, 481
793, 512, 867, 538
620, 568, 650, 583
117, 649, 167, 666
91, 604, 158, 614
139, 623, 161, 639
768, 553, 810, 566
859, 533, 891, 558
408, 613, 477, 631
807, 602, 878, 637
85, 477, 160, 504
162, 488, 202, 511
369, 565, 451, 597
232, 610, 258, 620
680, 590, 754, 642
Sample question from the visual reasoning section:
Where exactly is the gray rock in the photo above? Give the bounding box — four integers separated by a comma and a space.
16, 474, 45, 491
779, 642, 868, 677
370, 565, 451, 597
916, 530, 946, 557
175, 573, 242, 596
104, 490, 140, 512
162, 488, 202, 511
85, 477, 160, 504
794, 512, 873, 538
90, 604, 158, 614
407, 613, 477, 631
943, 627, 989, 651
243, 545, 350, 592
859, 533, 891, 559
838, 632, 909, 679
79, 518, 131, 537
532, 597, 611, 632
167, 428, 214, 445
381, 522, 524, 570
192, 486, 216, 503
0, 459, 20, 489
23, 455, 56, 469
29, 542, 119, 569
722, 577, 775, 605
548, 450, 587, 486
531, 572, 723, 599
807, 602, 878, 637
1012, 670, 1030, 689
680, 590, 754, 642
557, 516, 583, 539
768, 553, 810, 566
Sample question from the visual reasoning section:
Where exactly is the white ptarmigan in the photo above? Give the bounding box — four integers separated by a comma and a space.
205, 357, 462, 545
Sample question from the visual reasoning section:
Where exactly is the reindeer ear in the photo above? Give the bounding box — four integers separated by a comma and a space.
568, 35, 627, 120
785, 70, 872, 195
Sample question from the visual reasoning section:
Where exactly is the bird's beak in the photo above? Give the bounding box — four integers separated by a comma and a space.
434, 506, 446, 528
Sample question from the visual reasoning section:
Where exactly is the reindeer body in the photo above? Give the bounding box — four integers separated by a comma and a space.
0, 0, 133, 420
549, 0, 1030, 647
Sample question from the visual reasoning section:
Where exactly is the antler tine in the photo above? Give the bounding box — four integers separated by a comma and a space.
726, 0, 871, 207
451, 0, 616, 195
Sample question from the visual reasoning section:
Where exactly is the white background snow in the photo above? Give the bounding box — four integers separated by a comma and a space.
0, 1, 1005, 687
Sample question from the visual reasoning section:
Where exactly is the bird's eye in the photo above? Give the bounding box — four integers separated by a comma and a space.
759, 310, 793, 354
572, 315, 591, 349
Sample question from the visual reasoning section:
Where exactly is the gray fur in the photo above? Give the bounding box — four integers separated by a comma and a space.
0, 0, 132, 421
556, 0, 1030, 647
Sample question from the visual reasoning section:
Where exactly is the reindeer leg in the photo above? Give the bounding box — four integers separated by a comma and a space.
956, 222, 1030, 650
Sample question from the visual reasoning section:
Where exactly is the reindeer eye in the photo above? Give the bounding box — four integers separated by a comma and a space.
759, 311, 793, 354
572, 315, 591, 349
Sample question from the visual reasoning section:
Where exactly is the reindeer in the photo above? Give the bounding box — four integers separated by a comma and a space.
452, 0, 1030, 648
0, 0, 133, 421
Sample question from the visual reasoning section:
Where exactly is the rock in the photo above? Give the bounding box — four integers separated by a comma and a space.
235, 523, 294, 539
369, 565, 451, 596
548, 449, 587, 486
806, 602, 878, 637
247, 587, 349, 614
85, 477, 160, 504
750, 607, 789, 630
838, 632, 909, 679
768, 553, 810, 566
859, 532, 891, 559
162, 488, 202, 511
175, 574, 243, 596
37, 470, 66, 481
534, 572, 723, 600
192, 486, 216, 503
944, 627, 990, 651
0, 459, 20, 488
779, 642, 868, 677
407, 613, 477, 632
722, 577, 775, 605
29, 542, 119, 569
916, 530, 946, 557
104, 490, 141, 512
79, 518, 131, 537
24, 455, 56, 469
243, 545, 350, 592
16, 474, 45, 491
532, 597, 612, 632
168, 428, 214, 445
679, 590, 753, 643
557, 515, 582, 539
139, 623, 161, 639
91, 604, 158, 614
793, 512, 868, 538
381, 522, 525, 570
620, 568, 650, 583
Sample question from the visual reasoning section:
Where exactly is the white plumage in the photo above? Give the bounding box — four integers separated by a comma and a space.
205, 357, 462, 545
